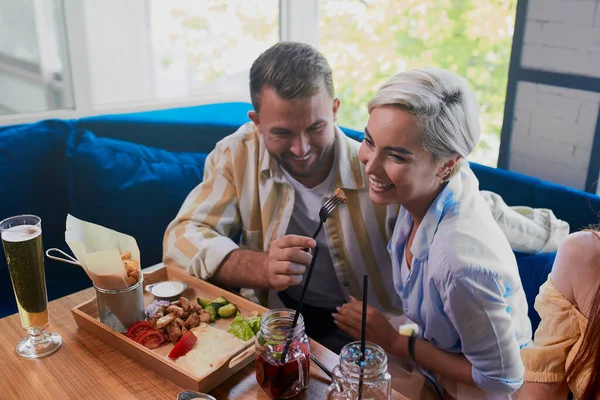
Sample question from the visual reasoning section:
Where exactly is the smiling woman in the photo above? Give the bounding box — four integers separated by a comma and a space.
334, 68, 532, 398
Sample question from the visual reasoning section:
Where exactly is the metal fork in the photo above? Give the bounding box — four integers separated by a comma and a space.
303, 195, 344, 251
313, 195, 343, 238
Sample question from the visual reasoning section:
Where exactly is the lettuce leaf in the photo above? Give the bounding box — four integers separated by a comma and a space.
246, 316, 261, 334
227, 312, 256, 341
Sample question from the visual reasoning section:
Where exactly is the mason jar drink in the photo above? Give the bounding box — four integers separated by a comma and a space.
325, 341, 392, 400
255, 309, 310, 399
1, 215, 62, 358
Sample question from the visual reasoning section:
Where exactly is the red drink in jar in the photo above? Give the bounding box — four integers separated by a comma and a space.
255, 309, 310, 399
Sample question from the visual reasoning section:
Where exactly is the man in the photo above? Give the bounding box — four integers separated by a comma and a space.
163, 42, 401, 352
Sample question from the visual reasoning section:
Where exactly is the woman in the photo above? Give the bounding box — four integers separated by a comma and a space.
332, 68, 532, 397
517, 230, 600, 399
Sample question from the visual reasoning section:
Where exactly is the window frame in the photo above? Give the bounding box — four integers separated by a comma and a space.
0, 0, 320, 126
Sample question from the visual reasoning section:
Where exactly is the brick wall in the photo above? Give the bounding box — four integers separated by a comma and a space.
511, 82, 600, 189
522, 0, 600, 77
507, 0, 600, 191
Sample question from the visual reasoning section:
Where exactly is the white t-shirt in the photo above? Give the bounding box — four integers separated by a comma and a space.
281, 163, 346, 309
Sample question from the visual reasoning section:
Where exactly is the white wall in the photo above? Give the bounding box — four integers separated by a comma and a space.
508, 0, 600, 191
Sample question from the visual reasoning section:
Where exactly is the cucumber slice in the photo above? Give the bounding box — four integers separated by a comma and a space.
217, 303, 237, 318
203, 304, 217, 322
211, 296, 228, 305
197, 298, 212, 308
211, 302, 224, 314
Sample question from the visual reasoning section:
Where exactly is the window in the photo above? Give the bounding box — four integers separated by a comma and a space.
86, 0, 279, 107
0, 0, 278, 120
1, 0, 515, 168
84, 0, 279, 107
0, 0, 73, 115
320, 0, 517, 167
149, 0, 279, 103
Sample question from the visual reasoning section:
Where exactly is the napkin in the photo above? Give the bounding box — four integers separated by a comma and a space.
65, 214, 141, 290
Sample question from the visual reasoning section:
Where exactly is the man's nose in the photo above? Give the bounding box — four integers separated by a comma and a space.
290, 134, 311, 157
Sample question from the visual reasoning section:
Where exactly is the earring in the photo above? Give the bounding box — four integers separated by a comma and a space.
439, 170, 450, 184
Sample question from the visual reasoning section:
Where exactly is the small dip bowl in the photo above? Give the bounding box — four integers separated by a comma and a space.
145, 281, 189, 299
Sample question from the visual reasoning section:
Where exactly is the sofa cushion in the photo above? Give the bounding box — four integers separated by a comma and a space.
76, 102, 253, 154
532, 181, 600, 232
66, 130, 208, 268
470, 163, 540, 208
0, 120, 89, 317
0, 119, 70, 226
340, 126, 364, 142
515, 251, 556, 334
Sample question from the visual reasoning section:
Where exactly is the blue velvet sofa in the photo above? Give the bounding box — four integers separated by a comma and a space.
1, 102, 600, 334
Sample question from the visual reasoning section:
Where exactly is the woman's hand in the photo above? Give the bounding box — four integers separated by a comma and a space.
332, 296, 399, 353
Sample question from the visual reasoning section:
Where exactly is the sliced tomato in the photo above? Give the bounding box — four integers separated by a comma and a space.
125, 320, 154, 340
135, 329, 165, 349
168, 331, 197, 359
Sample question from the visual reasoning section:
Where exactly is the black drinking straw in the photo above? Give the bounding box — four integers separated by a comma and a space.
279, 245, 320, 363
358, 275, 368, 400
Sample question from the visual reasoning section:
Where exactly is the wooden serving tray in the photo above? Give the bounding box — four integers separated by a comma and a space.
71, 265, 269, 392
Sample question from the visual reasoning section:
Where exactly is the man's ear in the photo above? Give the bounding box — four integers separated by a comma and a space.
248, 110, 260, 127
333, 98, 341, 122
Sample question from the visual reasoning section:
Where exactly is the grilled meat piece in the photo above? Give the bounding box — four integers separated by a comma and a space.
166, 321, 182, 343
155, 313, 176, 329
179, 297, 190, 311
154, 306, 165, 318
175, 317, 186, 329
185, 313, 200, 329
199, 309, 211, 324
191, 303, 203, 313
165, 305, 184, 317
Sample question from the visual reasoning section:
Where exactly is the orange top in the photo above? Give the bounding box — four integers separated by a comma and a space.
520, 278, 590, 398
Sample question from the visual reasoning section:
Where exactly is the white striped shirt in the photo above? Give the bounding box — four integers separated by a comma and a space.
163, 122, 402, 313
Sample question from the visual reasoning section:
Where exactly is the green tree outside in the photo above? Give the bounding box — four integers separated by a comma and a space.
320, 0, 517, 166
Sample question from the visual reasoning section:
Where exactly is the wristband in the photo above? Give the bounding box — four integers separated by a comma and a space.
408, 334, 417, 365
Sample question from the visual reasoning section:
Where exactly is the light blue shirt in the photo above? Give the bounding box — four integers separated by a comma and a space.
390, 165, 532, 395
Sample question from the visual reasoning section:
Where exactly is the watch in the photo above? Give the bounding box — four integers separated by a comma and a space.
407, 334, 445, 399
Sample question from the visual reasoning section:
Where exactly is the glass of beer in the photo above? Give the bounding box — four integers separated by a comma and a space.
0, 215, 62, 358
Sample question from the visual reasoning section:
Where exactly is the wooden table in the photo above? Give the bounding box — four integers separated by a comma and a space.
0, 288, 410, 399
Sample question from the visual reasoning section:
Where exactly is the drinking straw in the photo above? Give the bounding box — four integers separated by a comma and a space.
278, 245, 320, 363
358, 275, 368, 400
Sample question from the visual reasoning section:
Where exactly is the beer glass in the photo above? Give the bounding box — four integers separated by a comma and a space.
0, 215, 62, 358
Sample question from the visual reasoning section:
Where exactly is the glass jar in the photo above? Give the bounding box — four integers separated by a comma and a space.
326, 341, 392, 400
255, 308, 310, 399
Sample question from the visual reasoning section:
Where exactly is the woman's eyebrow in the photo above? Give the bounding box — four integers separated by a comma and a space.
364, 127, 413, 155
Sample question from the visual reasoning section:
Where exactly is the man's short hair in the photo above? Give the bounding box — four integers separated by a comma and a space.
249, 42, 334, 113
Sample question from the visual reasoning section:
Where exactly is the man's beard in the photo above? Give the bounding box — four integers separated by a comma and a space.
271, 143, 335, 178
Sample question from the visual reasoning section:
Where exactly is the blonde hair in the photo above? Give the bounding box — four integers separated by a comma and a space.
368, 68, 480, 168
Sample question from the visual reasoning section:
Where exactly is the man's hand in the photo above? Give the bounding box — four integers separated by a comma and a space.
332, 296, 399, 353
266, 235, 316, 291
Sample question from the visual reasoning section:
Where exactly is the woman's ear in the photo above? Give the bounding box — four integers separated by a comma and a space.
437, 155, 462, 180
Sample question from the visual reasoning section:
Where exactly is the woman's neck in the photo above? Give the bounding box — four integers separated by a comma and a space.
404, 184, 446, 226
